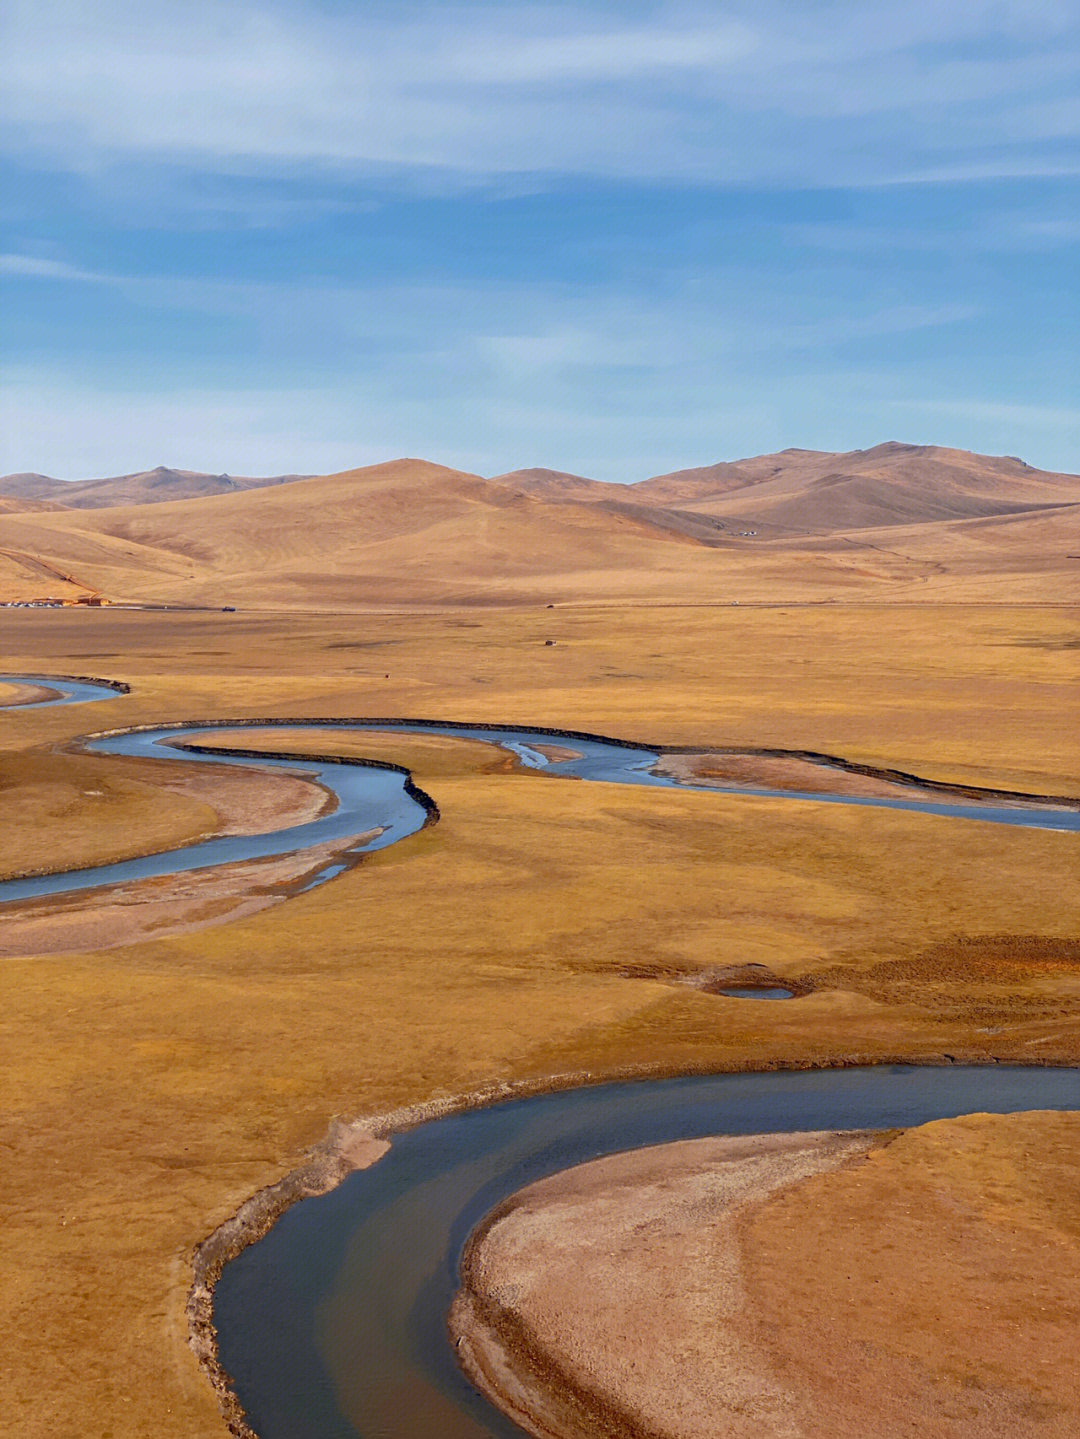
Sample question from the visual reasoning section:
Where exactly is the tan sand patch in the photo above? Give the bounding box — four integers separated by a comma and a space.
450, 1130, 873, 1439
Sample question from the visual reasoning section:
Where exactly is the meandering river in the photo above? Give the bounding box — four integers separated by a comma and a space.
212, 1065, 1080, 1439
3, 676, 1078, 907
5, 676, 1079, 1438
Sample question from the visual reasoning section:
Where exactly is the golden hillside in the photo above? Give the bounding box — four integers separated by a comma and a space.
1, 447, 1076, 607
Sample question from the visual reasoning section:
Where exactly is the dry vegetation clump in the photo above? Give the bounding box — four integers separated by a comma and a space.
810, 935, 1080, 1023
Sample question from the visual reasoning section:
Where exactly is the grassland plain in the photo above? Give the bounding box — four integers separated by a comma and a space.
1, 600, 1078, 1438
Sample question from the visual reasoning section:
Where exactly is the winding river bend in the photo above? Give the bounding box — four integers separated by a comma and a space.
212, 1065, 1080, 1439
3, 675, 1079, 907
5, 678, 1079, 1437
0, 672, 129, 708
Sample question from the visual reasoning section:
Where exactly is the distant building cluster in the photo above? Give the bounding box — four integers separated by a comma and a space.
4, 594, 108, 608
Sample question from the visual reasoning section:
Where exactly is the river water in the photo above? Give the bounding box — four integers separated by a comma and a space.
2, 701, 1077, 906
213, 1064, 1080, 1439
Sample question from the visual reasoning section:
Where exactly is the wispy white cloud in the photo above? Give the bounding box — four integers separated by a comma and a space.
442, 21, 758, 83
0, 273, 1003, 482
880, 160, 1080, 186
0, 253, 105, 281
5, 4, 1076, 480
5, 1, 1079, 188
0, 248, 981, 367
782, 208, 1080, 254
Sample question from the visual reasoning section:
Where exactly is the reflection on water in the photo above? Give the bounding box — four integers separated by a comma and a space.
716, 985, 795, 1000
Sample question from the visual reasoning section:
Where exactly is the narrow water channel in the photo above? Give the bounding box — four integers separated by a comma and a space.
0, 673, 127, 708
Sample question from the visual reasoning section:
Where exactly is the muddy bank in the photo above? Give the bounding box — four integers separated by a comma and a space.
449, 1130, 874, 1439
189, 1120, 391, 1438
0, 682, 61, 707
739, 1110, 1080, 1438
654, 749, 1080, 809
0, 752, 341, 953
0, 832, 378, 957
144, 753, 336, 841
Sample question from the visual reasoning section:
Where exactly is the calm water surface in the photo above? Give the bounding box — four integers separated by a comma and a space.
2, 704, 1077, 906
214, 1065, 1080, 1439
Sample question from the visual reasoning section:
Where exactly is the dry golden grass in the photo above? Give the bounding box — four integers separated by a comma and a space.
0, 749, 213, 876
742, 1111, 1080, 1434
0, 600, 1077, 1438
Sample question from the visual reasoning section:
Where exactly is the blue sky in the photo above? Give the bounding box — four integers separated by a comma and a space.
3, 0, 1078, 480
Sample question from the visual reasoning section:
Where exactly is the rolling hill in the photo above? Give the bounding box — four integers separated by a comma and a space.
630, 443, 1080, 534
0, 496, 70, 515
1, 446, 1076, 607
488, 468, 614, 502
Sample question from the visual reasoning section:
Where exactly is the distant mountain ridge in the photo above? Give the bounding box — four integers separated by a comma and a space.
0, 445, 1075, 608
498, 443, 1079, 535
3, 444, 1075, 531
0, 466, 312, 510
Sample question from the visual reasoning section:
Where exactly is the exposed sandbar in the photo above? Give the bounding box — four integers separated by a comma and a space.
654, 750, 1080, 809
0, 833, 378, 957
0, 681, 60, 707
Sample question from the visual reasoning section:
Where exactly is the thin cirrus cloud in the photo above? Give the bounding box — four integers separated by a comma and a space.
0, 250, 981, 366
4, 1, 1079, 187
0, 253, 105, 281
3, 1, 1078, 479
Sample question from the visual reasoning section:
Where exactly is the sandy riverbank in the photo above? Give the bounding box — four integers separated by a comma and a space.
0, 754, 339, 954
451, 1112, 1080, 1439
450, 1129, 875, 1439
0, 681, 60, 707
0, 832, 381, 957
654, 750, 1080, 808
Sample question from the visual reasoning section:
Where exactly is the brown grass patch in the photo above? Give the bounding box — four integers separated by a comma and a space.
811, 935, 1080, 1023
741, 1111, 1080, 1435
